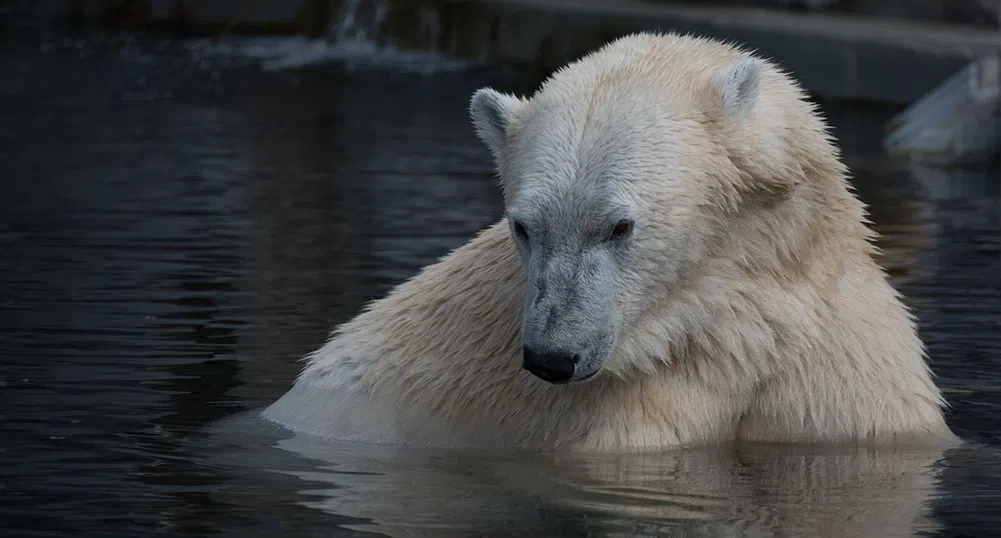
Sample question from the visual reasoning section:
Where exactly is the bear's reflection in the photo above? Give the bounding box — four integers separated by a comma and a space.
251, 426, 948, 538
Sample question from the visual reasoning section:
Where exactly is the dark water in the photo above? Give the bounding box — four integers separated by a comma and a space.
2, 19, 1000, 538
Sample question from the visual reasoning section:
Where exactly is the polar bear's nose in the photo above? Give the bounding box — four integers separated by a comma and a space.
522, 346, 579, 384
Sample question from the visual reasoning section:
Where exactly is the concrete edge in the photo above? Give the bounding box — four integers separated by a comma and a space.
423, 0, 1001, 105
8, 0, 1001, 105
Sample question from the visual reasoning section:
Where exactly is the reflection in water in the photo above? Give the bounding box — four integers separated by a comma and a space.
201, 416, 956, 538
2, 21, 999, 538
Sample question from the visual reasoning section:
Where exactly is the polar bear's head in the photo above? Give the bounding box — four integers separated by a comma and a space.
468, 34, 813, 384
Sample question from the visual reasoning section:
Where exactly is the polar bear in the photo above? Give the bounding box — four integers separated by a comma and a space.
262, 32, 958, 452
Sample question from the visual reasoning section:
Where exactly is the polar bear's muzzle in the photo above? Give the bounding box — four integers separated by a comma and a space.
520, 248, 618, 385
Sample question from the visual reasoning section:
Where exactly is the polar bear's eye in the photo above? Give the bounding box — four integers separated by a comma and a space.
512, 220, 529, 241
610, 219, 634, 239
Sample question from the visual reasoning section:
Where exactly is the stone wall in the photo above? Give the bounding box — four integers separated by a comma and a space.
684, 0, 1000, 29
4, 0, 999, 105
9, 0, 1001, 32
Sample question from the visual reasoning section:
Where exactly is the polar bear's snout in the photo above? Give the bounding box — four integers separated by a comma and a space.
519, 245, 618, 385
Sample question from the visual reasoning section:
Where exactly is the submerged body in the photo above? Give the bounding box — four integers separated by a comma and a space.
263, 32, 958, 452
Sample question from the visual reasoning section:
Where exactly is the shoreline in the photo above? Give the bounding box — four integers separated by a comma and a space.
7, 0, 1000, 105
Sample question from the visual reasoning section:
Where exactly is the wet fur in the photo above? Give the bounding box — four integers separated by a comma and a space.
263, 32, 958, 452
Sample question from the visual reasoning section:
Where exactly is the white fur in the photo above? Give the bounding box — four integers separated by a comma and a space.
713, 57, 763, 123
262, 32, 958, 452
468, 88, 521, 165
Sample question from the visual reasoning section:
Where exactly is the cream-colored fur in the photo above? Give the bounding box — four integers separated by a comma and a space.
262, 32, 958, 452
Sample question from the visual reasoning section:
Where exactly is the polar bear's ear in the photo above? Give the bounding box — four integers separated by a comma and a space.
712, 58, 763, 124
469, 88, 522, 166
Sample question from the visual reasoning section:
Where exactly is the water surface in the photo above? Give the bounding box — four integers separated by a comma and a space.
2, 20, 1000, 538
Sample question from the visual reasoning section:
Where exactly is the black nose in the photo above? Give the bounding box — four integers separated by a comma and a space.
522, 346, 578, 384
